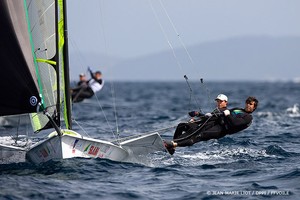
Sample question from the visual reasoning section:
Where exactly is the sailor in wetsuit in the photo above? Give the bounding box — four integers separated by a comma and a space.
71, 68, 104, 103
77, 73, 87, 87
173, 94, 229, 141
164, 96, 259, 155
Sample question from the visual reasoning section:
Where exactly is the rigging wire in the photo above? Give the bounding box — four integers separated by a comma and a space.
109, 124, 178, 143
96, 1, 121, 141
159, 0, 213, 110
200, 78, 213, 111
94, 94, 120, 144
72, 118, 91, 137
184, 75, 202, 113
110, 83, 120, 140
97, 0, 108, 55
68, 38, 88, 74
140, 125, 178, 136
158, 0, 195, 66
69, 1, 120, 141
172, 116, 211, 142
149, 0, 206, 111
15, 116, 21, 144
148, 0, 184, 73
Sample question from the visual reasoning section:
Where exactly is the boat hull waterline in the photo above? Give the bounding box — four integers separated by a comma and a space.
26, 130, 166, 164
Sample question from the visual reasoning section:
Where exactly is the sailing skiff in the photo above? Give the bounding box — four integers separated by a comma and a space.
0, 0, 166, 165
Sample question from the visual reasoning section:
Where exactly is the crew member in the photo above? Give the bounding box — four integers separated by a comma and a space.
164, 96, 258, 155
71, 68, 104, 103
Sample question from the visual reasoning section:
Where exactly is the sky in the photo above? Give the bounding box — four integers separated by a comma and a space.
67, 0, 300, 81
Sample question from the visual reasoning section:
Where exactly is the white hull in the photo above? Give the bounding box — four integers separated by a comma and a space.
0, 144, 26, 164
25, 130, 166, 164
26, 130, 129, 164
120, 132, 166, 162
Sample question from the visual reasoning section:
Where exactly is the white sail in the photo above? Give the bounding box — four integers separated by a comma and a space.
26, 1, 58, 132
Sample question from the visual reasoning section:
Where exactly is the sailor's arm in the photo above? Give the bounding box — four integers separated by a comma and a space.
223, 110, 253, 127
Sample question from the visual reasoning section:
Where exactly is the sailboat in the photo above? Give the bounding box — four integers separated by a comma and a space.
0, 0, 166, 164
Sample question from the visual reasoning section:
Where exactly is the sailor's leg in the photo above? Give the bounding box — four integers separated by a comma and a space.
194, 124, 225, 142
175, 124, 225, 147
176, 138, 195, 147
173, 123, 189, 139
173, 122, 199, 140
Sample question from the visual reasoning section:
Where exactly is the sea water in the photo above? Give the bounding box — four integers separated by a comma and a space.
0, 81, 299, 199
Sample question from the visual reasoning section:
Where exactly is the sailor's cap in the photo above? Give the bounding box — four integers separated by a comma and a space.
215, 94, 228, 102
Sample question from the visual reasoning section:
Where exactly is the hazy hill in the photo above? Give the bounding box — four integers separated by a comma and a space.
70, 36, 300, 82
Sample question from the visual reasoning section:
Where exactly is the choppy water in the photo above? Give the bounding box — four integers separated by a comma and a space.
1, 81, 300, 199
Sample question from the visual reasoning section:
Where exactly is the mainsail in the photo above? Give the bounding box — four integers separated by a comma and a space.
25, 0, 72, 132
0, 0, 71, 131
0, 0, 42, 116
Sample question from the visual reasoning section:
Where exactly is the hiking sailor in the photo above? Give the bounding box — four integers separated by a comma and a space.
188, 94, 228, 120
71, 67, 104, 103
164, 96, 258, 155
173, 94, 229, 143
77, 73, 87, 87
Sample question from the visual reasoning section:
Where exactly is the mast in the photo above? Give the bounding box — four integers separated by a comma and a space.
62, 0, 72, 129
55, 0, 61, 128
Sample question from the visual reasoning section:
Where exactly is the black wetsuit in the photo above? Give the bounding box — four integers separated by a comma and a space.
223, 108, 253, 135
174, 107, 253, 147
77, 80, 87, 87
71, 86, 94, 103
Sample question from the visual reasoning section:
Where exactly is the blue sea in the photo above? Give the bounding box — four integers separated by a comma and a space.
1, 81, 300, 199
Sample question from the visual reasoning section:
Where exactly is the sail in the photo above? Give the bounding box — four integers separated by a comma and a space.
25, 0, 58, 132
26, 0, 72, 131
0, 0, 42, 116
